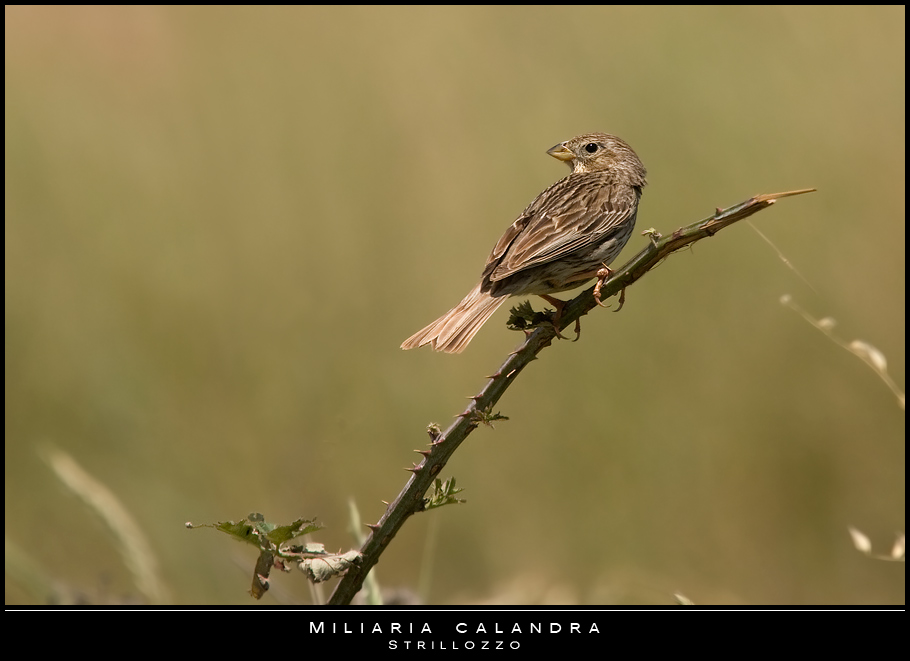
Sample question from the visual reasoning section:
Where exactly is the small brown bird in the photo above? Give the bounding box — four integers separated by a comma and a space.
401, 132, 647, 353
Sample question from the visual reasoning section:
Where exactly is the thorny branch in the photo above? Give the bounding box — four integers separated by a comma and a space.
327, 188, 815, 605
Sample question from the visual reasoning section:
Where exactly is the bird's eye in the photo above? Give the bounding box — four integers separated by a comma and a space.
585, 143, 599, 153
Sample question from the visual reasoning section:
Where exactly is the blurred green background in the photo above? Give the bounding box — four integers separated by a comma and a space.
5, 6, 904, 605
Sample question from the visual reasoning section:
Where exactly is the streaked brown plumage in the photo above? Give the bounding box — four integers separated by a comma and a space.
401, 132, 647, 353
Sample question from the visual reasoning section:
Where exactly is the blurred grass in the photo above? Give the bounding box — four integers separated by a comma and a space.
5, 6, 904, 605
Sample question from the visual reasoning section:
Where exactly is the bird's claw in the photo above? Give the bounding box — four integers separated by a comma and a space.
614, 287, 627, 312
593, 264, 613, 307
593, 264, 628, 312
539, 294, 569, 340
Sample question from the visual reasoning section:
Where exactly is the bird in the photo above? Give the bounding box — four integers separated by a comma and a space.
401, 132, 647, 354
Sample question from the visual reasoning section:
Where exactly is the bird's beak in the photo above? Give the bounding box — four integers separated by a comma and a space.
547, 143, 574, 162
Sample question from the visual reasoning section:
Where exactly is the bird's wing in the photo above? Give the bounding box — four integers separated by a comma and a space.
485, 173, 637, 282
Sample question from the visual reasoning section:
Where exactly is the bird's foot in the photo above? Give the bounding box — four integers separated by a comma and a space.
593, 264, 627, 311
593, 265, 613, 308
539, 294, 569, 340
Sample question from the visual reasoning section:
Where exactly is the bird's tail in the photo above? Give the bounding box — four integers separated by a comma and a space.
400, 284, 507, 354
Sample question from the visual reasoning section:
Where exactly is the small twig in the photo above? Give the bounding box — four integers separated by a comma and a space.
327, 188, 815, 605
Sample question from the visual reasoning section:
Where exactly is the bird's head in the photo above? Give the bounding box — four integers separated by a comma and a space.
547, 132, 647, 187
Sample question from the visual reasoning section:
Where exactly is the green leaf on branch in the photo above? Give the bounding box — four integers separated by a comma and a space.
507, 300, 554, 331
203, 513, 322, 548
423, 477, 466, 511
472, 405, 509, 428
